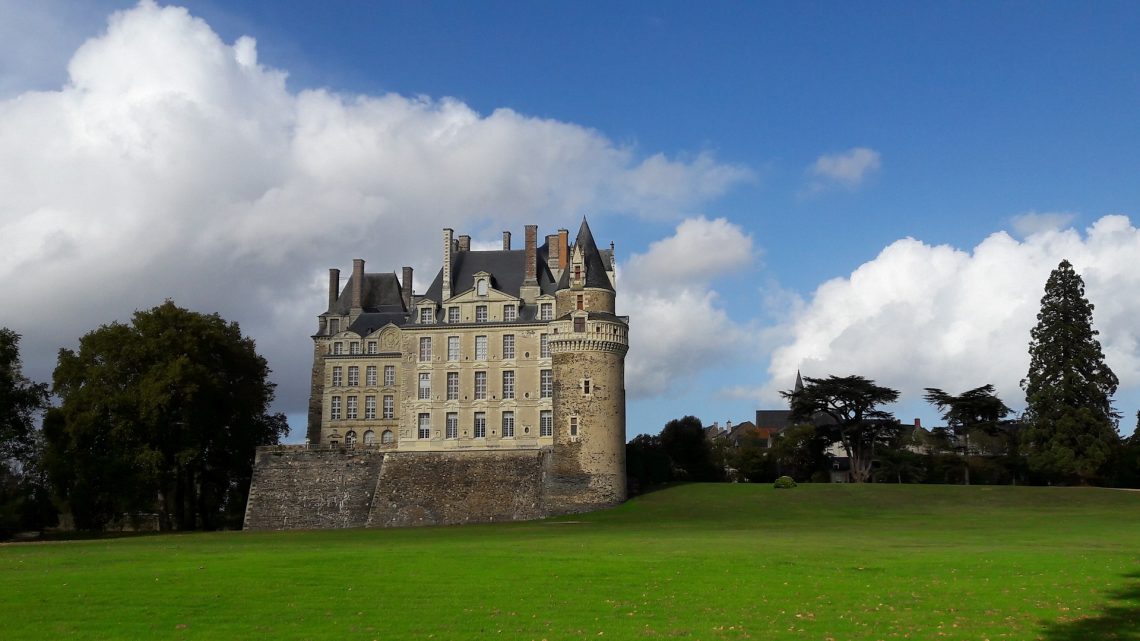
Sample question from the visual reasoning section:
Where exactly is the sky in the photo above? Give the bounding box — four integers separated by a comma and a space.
2, 0, 1139, 439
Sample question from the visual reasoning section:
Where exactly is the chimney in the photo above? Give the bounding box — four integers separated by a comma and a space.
328, 268, 340, 309
558, 228, 569, 270
914, 418, 922, 429
503, 231, 511, 250
547, 234, 560, 273
402, 266, 414, 310
442, 228, 454, 301
458, 235, 471, 252
351, 259, 364, 311
524, 225, 538, 285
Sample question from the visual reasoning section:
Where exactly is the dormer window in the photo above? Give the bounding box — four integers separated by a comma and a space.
448, 307, 459, 323
503, 305, 517, 322
419, 307, 434, 324
574, 317, 585, 333
574, 264, 582, 283
328, 318, 340, 334
539, 302, 553, 321
477, 279, 488, 296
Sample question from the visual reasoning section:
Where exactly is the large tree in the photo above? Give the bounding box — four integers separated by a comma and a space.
44, 302, 287, 530
1020, 259, 1119, 484
1, 329, 51, 536
783, 375, 900, 483
924, 384, 1012, 485
659, 416, 722, 482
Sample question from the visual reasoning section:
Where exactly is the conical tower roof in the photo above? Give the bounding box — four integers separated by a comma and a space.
557, 217, 614, 291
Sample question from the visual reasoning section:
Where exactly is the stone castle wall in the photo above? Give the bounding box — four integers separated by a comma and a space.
243, 446, 385, 530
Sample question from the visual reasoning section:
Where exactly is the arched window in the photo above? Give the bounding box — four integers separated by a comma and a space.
344, 430, 357, 447
381, 429, 394, 444
363, 430, 376, 445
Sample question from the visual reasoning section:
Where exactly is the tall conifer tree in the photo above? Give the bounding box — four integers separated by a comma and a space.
1021, 260, 1119, 484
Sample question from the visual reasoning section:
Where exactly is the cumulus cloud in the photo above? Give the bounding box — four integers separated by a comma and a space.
620, 217, 756, 398
0, 1, 751, 424
806, 147, 881, 192
1011, 210, 1077, 237
759, 215, 1140, 418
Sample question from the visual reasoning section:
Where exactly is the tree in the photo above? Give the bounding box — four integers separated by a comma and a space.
924, 384, 1012, 485
45, 302, 288, 530
1020, 260, 1119, 484
766, 423, 831, 482
625, 434, 672, 494
659, 416, 722, 482
783, 375, 900, 483
0, 329, 51, 536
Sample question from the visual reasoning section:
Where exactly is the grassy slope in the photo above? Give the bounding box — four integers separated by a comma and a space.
3, 484, 1139, 640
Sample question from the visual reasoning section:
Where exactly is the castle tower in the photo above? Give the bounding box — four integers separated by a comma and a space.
547, 218, 629, 513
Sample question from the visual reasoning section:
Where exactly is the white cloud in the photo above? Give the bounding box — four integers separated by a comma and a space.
620, 217, 756, 398
760, 215, 1140, 419
806, 147, 881, 191
1010, 210, 1077, 237
0, 1, 751, 423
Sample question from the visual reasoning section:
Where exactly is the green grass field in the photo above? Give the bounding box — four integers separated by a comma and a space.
3, 484, 1139, 640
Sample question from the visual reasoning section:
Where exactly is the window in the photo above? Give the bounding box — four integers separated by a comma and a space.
418, 373, 431, 400
332, 366, 342, 387
576, 294, 584, 310
346, 396, 358, 419
540, 334, 550, 358
328, 318, 340, 334
474, 412, 486, 438
420, 307, 434, 324
446, 413, 458, 439
381, 429, 394, 444
384, 365, 395, 386
419, 337, 432, 362
345, 430, 357, 447
347, 366, 359, 386
574, 264, 582, 283
447, 336, 459, 361
574, 317, 585, 333
330, 396, 341, 420
367, 341, 377, 354
502, 411, 515, 438
540, 370, 553, 398
350, 342, 360, 355
364, 395, 376, 419
475, 305, 488, 323
448, 307, 459, 323
502, 370, 515, 400
475, 335, 487, 360
570, 416, 579, 437
366, 365, 377, 386
446, 372, 459, 400
477, 279, 488, 296
540, 410, 553, 437
582, 378, 591, 395
333, 342, 343, 355
502, 334, 515, 359
474, 371, 487, 400
363, 430, 376, 445
418, 414, 431, 439
539, 302, 553, 320
383, 395, 394, 419
503, 305, 516, 321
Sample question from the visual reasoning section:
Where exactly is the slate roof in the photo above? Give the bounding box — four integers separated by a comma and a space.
421, 248, 558, 304
327, 273, 406, 315
557, 219, 615, 291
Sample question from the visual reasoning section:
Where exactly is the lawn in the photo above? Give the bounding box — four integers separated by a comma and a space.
3, 484, 1138, 640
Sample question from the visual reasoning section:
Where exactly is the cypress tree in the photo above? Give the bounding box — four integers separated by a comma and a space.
1020, 259, 1119, 484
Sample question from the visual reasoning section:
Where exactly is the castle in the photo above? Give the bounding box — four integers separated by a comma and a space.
243, 219, 629, 529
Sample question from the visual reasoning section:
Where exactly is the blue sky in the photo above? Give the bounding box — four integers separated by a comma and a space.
2, 0, 1139, 437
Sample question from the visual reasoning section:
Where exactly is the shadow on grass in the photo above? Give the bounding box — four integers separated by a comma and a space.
1038, 571, 1140, 641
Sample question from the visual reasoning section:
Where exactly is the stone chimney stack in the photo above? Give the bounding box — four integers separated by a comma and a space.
914, 418, 922, 429
503, 231, 511, 250
558, 228, 569, 270
547, 234, 560, 275
458, 235, 471, 252
328, 268, 340, 309
351, 259, 365, 311
402, 266, 414, 310
442, 228, 454, 301
524, 225, 538, 285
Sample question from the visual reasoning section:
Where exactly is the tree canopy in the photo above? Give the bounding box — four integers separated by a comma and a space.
44, 301, 287, 530
0, 328, 48, 468
924, 384, 1012, 485
1020, 259, 1119, 484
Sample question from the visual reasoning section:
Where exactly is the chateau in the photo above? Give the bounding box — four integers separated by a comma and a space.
244, 220, 629, 529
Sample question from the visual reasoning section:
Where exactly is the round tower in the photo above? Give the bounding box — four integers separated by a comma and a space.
547, 219, 629, 513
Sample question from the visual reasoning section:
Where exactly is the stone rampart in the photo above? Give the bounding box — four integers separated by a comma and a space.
244, 446, 385, 530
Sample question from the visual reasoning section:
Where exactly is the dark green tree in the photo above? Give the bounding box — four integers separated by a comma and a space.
625, 434, 672, 494
767, 423, 831, 482
0, 329, 51, 536
783, 375, 900, 483
659, 416, 722, 482
924, 384, 1012, 485
45, 302, 288, 530
1020, 260, 1119, 484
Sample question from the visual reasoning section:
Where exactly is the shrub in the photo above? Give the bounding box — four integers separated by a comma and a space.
773, 475, 797, 489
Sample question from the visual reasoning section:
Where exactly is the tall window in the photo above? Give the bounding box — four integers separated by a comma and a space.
420, 308, 433, 324
502, 411, 515, 438
383, 395, 394, 419
333, 342, 343, 355
539, 302, 553, 320
366, 365, 377, 386
540, 370, 553, 398
475, 335, 487, 360
447, 336, 459, 361
350, 342, 361, 355
418, 413, 431, 439
384, 365, 395, 386
502, 334, 515, 359
347, 366, 359, 386
446, 413, 458, 439
574, 317, 585, 333
418, 373, 431, 400
502, 370, 515, 400
540, 334, 550, 358
474, 371, 487, 400
346, 396, 358, 420
569, 416, 579, 437
332, 366, 343, 387
364, 395, 376, 419
474, 412, 486, 438
574, 264, 582, 283
381, 429, 394, 444
448, 307, 459, 323
328, 318, 340, 334
330, 396, 341, 420
419, 337, 432, 361
576, 294, 584, 310
540, 410, 553, 437
446, 372, 459, 400
582, 378, 591, 395
503, 305, 517, 321
367, 341, 377, 354
475, 305, 488, 323
345, 430, 357, 447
